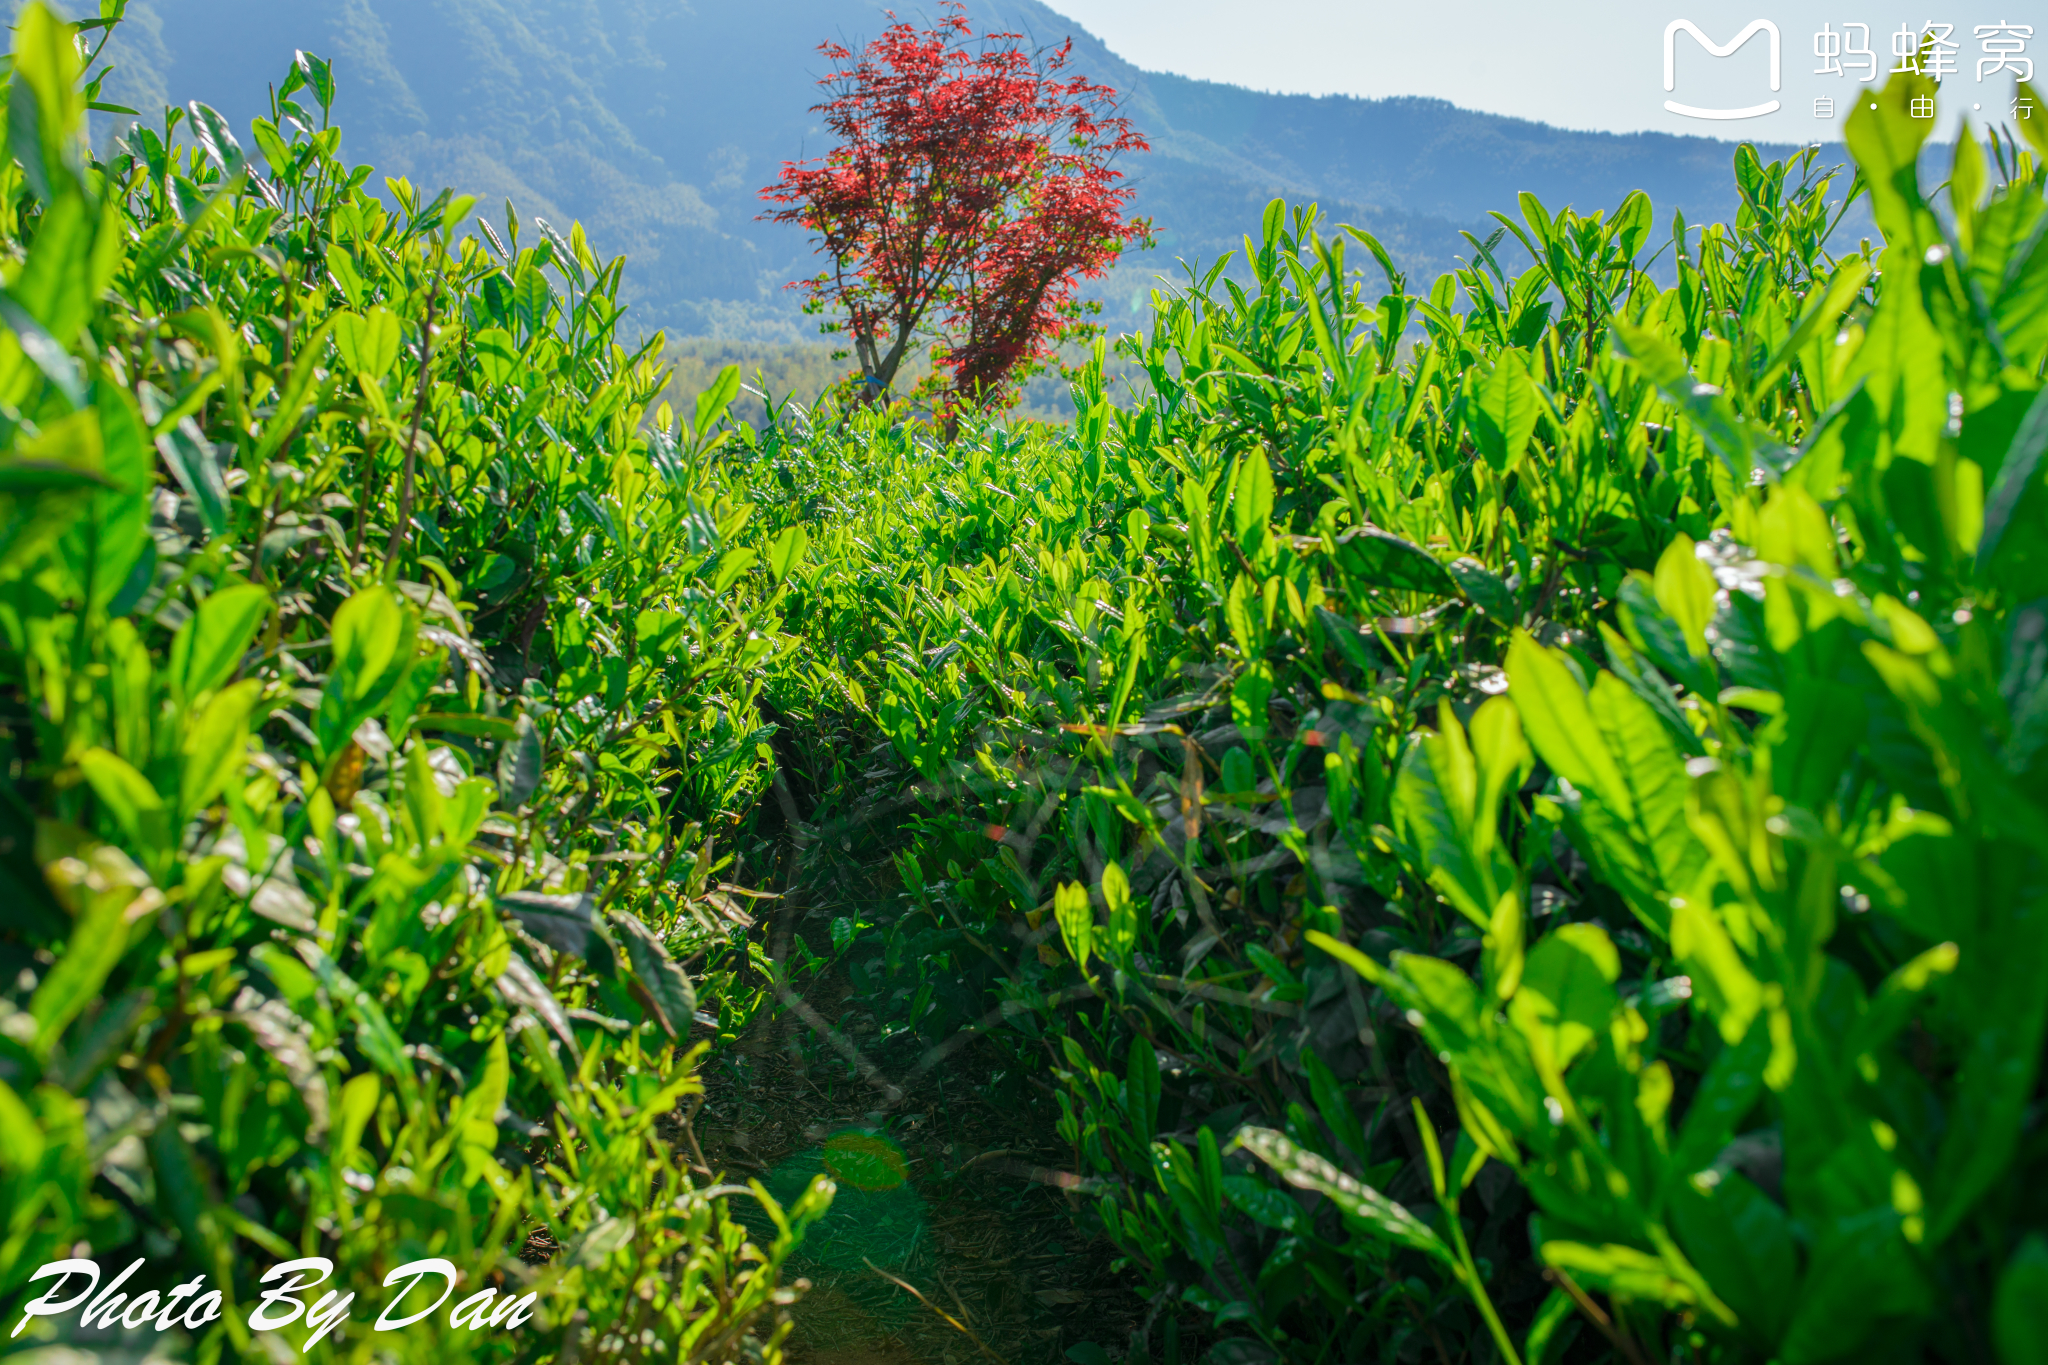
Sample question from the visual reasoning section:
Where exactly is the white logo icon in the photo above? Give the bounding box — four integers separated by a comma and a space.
1664, 19, 1783, 119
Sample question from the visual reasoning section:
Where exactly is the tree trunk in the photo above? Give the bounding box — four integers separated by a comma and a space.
862, 320, 917, 402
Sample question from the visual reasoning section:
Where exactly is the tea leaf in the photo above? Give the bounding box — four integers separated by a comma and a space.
154, 419, 229, 537
169, 582, 270, 699
1994, 1235, 2048, 1365
333, 307, 402, 380
1055, 879, 1093, 974
1334, 525, 1457, 597
1468, 351, 1539, 470
613, 911, 697, 1038
1236, 1126, 1453, 1266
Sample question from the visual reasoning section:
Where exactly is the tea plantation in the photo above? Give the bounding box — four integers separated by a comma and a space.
4, 4, 2047, 1363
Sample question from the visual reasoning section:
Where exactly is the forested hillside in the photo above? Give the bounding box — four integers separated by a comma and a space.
91, 0, 1825, 345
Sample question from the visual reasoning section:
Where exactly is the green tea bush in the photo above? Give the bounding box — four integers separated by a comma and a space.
749, 72, 2048, 1365
0, 6, 829, 1359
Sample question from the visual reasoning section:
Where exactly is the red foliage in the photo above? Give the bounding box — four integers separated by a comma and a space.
760, 4, 1149, 412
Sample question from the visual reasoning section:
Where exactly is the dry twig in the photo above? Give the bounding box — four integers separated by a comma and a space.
864, 1257, 1010, 1365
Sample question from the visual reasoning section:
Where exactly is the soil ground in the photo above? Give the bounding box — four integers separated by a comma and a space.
694, 840, 1149, 1365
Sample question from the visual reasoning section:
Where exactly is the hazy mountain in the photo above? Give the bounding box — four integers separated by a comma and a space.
92, 0, 1829, 344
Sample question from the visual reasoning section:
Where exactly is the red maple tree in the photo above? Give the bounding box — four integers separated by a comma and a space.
761, 4, 1149, 412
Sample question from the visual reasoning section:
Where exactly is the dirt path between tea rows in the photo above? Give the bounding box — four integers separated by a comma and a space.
694, 866, 1147, 1365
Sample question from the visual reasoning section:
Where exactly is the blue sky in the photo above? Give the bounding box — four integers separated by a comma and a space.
1051, 1, 2040, 139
